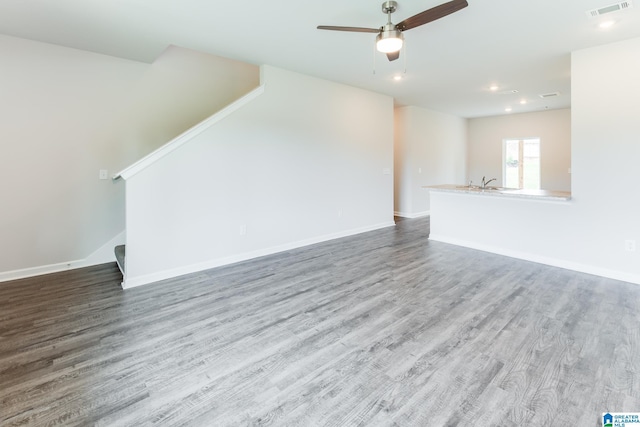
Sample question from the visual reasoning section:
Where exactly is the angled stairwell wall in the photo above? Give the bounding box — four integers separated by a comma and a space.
117, 65, 395, 288
0, 36, 259, 282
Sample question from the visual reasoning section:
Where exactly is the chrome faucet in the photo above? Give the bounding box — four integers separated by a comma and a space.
481, 176, 496, 189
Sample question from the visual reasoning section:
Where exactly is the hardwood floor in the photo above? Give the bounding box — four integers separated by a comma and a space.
1, 217, 639, 426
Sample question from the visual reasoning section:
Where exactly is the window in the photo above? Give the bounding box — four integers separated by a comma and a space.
504, 138, 540, 189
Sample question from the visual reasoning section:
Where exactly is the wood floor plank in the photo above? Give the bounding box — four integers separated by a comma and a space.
1, 217, 640, 426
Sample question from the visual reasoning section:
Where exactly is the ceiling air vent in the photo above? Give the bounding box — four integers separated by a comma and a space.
586, 1, 633, 17
539, 92, 560, 99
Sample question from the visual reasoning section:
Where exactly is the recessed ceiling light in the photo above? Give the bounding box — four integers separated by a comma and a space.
393, 75, 403, 81
489, 85, 499, 91
505, 107, 512, 112
599, 19, 616, 28
520, 99, 527, 105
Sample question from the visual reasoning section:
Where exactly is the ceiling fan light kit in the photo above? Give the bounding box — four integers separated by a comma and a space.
376, 25, 404, 53
317, 0, 468, 62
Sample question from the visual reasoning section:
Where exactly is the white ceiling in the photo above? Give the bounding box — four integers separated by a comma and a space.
1, 0, 639, 118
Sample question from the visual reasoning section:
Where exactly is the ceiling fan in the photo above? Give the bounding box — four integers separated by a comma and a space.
317, 0, 468, 61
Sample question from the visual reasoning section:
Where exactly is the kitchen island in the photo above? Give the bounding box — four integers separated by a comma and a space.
424, 183, 583, 283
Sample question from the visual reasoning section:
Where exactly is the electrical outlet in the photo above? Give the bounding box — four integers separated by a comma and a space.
99, 169, 108, 180
239, 225, 247, 236
383, 168, 391, 175
625, 240, 636, 252
338, 209, 343, 218
418, 167, 422, 174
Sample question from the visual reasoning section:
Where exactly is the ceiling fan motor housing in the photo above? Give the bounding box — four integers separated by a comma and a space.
378, 0, 403, 54
376, 23, 404, 53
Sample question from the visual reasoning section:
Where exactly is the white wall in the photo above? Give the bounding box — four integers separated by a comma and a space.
0, 36, 259, 281
468, 109, 571, 191
394, 106, 467, 217
570, 36, 640, 278
123, 65, 395, 288
430, 37, 640, 285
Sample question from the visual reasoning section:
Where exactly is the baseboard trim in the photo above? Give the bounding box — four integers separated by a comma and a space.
123, 221, 396, 289
0, 231, 125, 284
0, 260, 85, 283
394, 211, 430, 219
429, 234, 640, 285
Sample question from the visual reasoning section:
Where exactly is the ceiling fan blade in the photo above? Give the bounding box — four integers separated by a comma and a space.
386, 51, 400, 61
317, 25, 380, 33
396, 0, 468, 31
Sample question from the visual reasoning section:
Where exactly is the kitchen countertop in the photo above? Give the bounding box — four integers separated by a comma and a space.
425, 184, 572, 201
